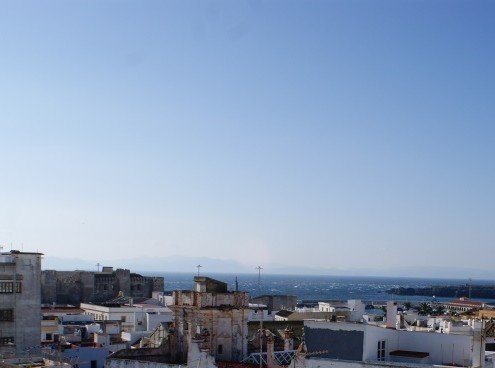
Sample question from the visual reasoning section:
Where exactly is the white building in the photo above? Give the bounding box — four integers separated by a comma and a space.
304, 319, 485, 367
318, 302, 335, 312
348, 300, 366, 322
80, 300, 172, 332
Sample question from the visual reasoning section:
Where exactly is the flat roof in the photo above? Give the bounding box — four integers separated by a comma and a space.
2, 250, 44, 255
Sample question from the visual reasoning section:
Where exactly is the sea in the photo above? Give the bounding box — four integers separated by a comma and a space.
142, 272, 495, 303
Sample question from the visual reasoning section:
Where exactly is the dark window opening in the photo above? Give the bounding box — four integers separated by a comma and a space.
0, 337, 14, 346
377, 340, 386, 361
0, 309, 14, 321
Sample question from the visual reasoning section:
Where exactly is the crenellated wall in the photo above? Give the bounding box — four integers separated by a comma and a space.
41, 268, 164, 304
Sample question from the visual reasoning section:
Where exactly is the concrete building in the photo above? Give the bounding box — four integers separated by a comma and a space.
59, 344, 110, 368
348, 300, 366, 322
0, 250, 42, 356
317, 300, 365, 321
248, 303, 276, 322
81, 298, 172, 333
250, 295, 297, 313
171, 276, 250, 363
445, 298, 486, 313
41, 305, 127, 368
41, 267, 164, 304
246, 320, 304, 356
0, 356, 71, 368
274, 309, 348, 322
303, 318, 485, 367
105, 338, 217, 368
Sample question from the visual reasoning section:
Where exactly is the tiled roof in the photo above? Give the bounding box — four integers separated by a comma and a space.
446, 299, 483, 307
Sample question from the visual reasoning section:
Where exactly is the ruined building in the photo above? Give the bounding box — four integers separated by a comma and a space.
171, 276, 250, 363
41, 266, 164, 304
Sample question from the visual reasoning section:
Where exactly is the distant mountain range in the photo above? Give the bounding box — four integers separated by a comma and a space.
41, 255, 495, 280
42, 255, 254, 273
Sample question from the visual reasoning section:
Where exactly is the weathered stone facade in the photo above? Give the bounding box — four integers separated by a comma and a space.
0, 250, 42, 355
41, 267, 164, 304
171, 277, 250, 363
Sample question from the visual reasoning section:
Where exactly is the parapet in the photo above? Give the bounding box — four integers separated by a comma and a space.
194, 276, 228, 293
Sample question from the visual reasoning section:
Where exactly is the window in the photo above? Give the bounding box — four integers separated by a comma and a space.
0, 309, 13, 321
121, 316, 126, 322
377, 340, 386, 361
90, 360, 97, 368
217, 344, 223, 355
46, 333, 52, 341
0, 337, 14, 346
0, 282, 13, 293
0, 282, 21, 293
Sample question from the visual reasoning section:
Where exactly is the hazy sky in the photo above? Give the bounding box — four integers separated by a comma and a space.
1, 1, 494, 274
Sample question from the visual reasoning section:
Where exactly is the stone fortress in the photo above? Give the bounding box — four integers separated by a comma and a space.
41, 266, 164, 304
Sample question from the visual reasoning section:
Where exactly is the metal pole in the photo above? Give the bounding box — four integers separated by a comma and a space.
256, 266, 263, 295
256, 266, 263, 368
259, 318, 263, 368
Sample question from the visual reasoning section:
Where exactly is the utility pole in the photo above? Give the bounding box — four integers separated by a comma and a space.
196, 264, 202, 276
96, 262, 101, 272
255, 265, 264, 368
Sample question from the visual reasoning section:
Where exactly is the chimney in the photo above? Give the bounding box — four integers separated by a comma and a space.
386, 301, 398, 329
265, 330, 281, 368
283, 327, 294, 351
168, 325, 178, 363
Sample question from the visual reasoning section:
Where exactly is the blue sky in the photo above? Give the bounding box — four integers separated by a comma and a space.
1, 1, 494, 275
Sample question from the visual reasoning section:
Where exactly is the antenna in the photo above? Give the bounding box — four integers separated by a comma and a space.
196, 264, 202, 276
256, 265, 263, 294
96, 263, 101, 272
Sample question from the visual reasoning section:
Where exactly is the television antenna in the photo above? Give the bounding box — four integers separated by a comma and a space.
256, 265, 263, 293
